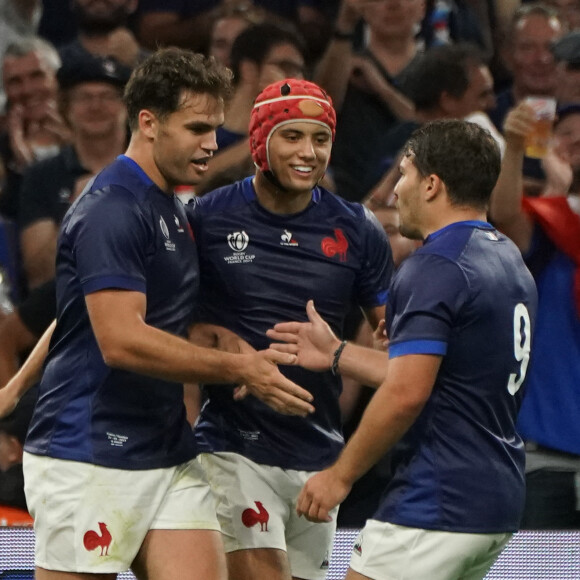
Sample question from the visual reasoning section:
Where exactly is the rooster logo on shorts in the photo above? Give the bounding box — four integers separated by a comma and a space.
83, 522, 112, 556
241, 501, 269, 531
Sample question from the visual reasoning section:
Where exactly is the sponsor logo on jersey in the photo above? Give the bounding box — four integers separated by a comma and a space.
159, 216, 176, 251
241, 501, 269, 531
320, 550, 330, 569
83, 522, 112, 556
484, 231, 499, 241
321, 228, 348, 262
225, 231, 255, 264
280, 229, 299, 246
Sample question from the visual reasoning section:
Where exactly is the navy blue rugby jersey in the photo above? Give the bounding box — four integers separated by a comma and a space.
24, 156, 200, 470
188, 177, 393, 471
376, 221, 537, 533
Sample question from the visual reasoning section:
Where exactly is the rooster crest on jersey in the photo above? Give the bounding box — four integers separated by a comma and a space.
249, 79, 336, 175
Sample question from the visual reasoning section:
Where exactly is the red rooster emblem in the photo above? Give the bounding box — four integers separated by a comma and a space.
321, 229, 348, 262
241, 501, 269, 531
83, 522, 112, 556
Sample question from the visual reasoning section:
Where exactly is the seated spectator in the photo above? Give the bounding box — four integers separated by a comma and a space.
195, 20, 307, 193
59, 0, 148, 69
0, 37, 68, 219
0, 388, 37, 514
18, 52, 131, 289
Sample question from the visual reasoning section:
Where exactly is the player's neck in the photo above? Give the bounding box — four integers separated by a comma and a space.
423, 207, 488, 238
252, 172, 312, 215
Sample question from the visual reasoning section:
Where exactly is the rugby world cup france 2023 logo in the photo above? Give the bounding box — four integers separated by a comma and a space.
227, 231, 249, 253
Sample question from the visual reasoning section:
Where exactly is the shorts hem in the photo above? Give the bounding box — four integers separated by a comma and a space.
35, 560, 128, 574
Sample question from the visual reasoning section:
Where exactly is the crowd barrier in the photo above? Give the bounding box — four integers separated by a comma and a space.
1, 528, 579, 578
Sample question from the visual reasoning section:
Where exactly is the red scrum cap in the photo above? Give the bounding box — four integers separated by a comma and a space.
249, 79, 336, 173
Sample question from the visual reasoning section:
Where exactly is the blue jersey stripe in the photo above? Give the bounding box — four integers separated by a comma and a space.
389, 339, 447, 358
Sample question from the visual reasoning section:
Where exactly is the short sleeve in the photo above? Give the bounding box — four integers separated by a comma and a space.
64, 187, 152, 295
388, 253, 469, 358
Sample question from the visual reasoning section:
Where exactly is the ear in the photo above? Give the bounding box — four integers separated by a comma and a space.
424, 173, 443, 202
138, 109, 158, 140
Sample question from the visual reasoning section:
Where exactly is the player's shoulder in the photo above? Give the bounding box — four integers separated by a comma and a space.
317, 187, 376, 224
194, 178, 249, 215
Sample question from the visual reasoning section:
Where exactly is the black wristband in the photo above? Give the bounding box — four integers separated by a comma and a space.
331, 340, 348, 376
332, 29, 355, 41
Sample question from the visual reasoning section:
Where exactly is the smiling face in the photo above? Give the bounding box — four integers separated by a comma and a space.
149, 91, 224, 191
66, 81, 126, 138
266, 121, 332, 196
3, 51, 58, 122
511, 13, 562, 95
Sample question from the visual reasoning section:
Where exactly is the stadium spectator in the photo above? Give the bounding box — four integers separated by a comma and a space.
0, 37, 67, 219
0, 0, 42, 110
207, 3, 264, 68
315, 0, 419, 201
489, 4, 563, 132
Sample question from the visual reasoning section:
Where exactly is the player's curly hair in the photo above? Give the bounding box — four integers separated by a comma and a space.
124, 47, 233, 130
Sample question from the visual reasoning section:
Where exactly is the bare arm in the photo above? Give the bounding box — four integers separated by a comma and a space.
313, 0, 360, 109
296, 353, 440, 522
0, 311, 38, 387
489, 103, 535, 253
0, 319, 55, 418
86, 289, 314, 416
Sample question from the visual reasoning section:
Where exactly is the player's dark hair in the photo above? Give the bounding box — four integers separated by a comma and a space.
401, 43, 486, 111
229, 21, 306, 85
123, 47, 233, 130
403, 119, 501, 209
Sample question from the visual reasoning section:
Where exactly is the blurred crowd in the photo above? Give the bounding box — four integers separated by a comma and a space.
0, 0, 579, 531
